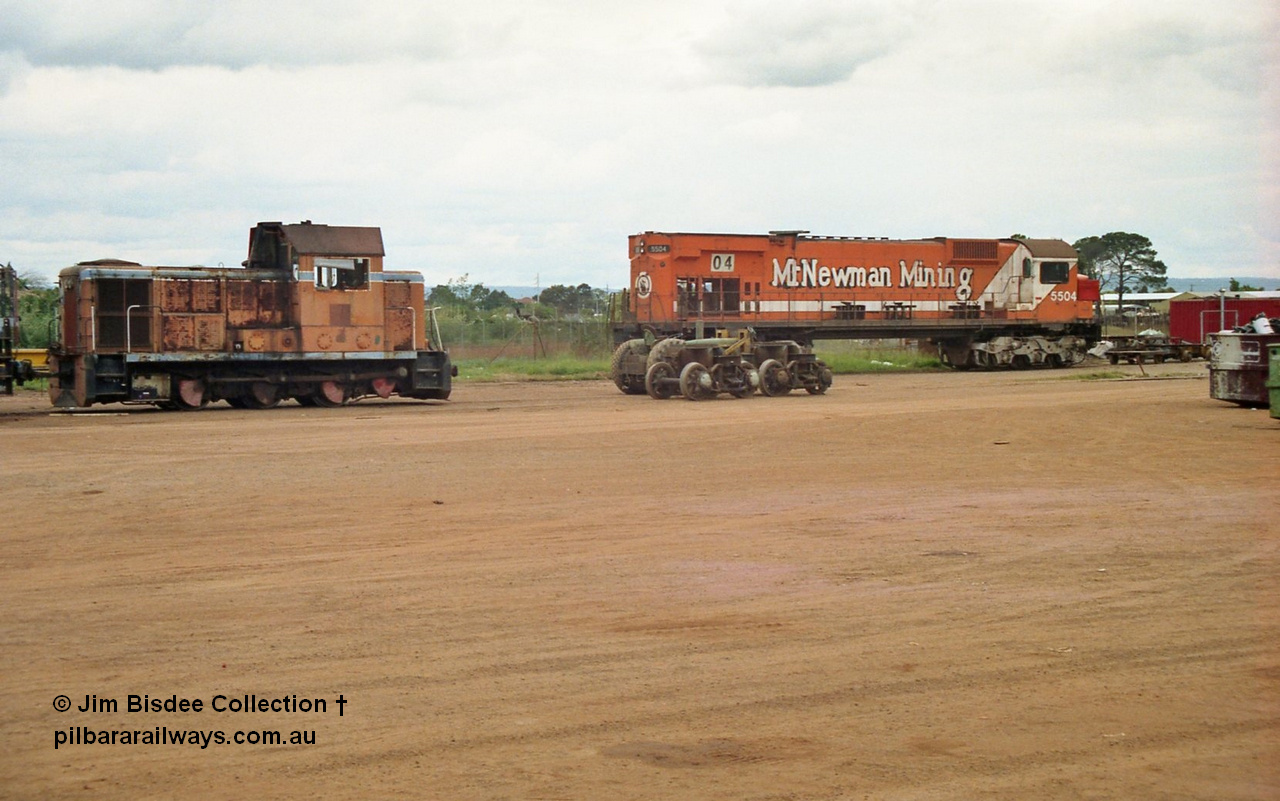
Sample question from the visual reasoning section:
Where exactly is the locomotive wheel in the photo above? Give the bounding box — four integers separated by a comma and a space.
646, 338, 686, 371
644, 362, 677, 400
679, 362, 712, 401
805, 365, 833, 395
370, 377, 397, 399
785, 360, 804, 384
245, 381, 283, 409
610, 339, 648, 395
758, 359, 791, 396
727, 366, 756, 399
173, 378, 208, 411
312, 380, 348, 408
729, 367, 758, 398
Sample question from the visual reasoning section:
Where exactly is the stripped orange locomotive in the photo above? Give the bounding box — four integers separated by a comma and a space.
613, 231, 1101, 368
49, 221, 453, 409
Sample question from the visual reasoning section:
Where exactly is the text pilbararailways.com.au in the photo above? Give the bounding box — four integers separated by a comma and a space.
51, 693, 347, 750
56, 726, 318, 749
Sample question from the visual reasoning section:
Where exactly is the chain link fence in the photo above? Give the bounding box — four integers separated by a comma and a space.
1101, 310, 1168, 337
435, 316, 613, 360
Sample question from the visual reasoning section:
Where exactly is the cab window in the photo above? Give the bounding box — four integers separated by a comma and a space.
314, 258, 369, 290
1039, 262, 1069, 284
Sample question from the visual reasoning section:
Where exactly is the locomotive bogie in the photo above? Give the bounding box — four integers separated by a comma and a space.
612, 335, 813, 400
630, 337, 760, 401
936, 335, 1089, 370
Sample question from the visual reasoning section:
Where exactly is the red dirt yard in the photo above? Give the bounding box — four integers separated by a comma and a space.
1, 364, 1277, 800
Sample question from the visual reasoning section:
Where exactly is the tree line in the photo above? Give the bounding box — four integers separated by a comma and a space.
427, 276, 609, 320
3, 266, 58, 348
1053, 232, 1270, 304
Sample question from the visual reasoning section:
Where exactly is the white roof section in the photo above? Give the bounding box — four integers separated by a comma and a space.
1168, 290, 1280, 300
1100, 292, 1180, 302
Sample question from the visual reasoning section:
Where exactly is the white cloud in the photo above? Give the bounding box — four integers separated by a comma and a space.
696, 0, 917, 88
0, 1, 459, 69
1052, 10, 1263, 94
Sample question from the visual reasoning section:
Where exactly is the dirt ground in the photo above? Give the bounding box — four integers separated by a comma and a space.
2, 363, 1277, 800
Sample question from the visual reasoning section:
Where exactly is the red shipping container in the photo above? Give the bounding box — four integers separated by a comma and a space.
1169, 296, 1280, 346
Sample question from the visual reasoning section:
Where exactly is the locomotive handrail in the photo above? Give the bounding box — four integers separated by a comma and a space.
426, 306, 445, 351
125, 304, 156, 353
631, 286, 1039, 333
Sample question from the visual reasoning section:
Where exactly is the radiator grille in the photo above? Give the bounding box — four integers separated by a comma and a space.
951, 240, 998, 261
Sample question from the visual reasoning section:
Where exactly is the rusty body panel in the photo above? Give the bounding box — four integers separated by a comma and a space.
611, 231, 1101, 369
47, 222, 452, 409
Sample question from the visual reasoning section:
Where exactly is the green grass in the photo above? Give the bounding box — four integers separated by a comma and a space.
1055, 368, 1203, 382
813, 347, 944, 373
1059, 370, 1129, 381
12, 377, 49, 392
455, 355, 610, 382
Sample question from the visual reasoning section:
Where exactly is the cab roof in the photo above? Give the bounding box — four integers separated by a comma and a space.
1017, 238, 1077, 259
255, 221, 385, 257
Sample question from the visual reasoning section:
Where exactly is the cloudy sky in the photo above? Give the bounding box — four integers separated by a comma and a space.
1, 0, 1275, 288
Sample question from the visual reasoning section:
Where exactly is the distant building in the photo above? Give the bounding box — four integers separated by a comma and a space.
1100, 292, 1180, 315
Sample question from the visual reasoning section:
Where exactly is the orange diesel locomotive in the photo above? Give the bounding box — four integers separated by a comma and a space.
613, 231, 1101, 368
48, 221, 453, 409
